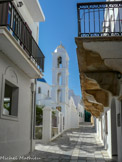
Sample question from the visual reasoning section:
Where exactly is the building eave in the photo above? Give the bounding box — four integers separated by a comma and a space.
23, 0, 45, 22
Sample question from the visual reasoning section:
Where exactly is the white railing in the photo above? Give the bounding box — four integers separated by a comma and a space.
35, 107, 64, 143
35, 104, 80, 143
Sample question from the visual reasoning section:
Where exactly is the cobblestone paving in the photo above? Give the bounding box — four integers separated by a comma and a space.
19, 123, 118, 162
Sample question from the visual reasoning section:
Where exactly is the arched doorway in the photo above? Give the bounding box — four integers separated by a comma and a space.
111, 98, 118, 157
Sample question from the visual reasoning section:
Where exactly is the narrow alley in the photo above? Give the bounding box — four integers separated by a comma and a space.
22, 123, 117, 162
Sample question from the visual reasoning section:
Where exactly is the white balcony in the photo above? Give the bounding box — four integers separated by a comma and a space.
0, 27, 43, 78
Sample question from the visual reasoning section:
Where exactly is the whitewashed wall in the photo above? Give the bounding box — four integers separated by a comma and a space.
116, 80, 122, 162
0, 53, 32, 156
36, 81, 52, 106
36, 81, 81, 130
96, 108, 112, 158
69, 89, 84, 123
77, 103, 84, 123
68, 97, 79, 129
96, 101, 115, 158
0, 0, 45, 157
96, 89, 122, 161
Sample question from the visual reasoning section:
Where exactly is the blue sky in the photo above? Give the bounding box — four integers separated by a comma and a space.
38, 0, 105, 97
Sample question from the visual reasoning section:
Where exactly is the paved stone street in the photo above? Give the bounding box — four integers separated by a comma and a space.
20, 123, 117, 162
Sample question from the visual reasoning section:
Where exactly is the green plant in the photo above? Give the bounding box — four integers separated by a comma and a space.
35, 127, 43, 139
36, 105, 45, 126
4, 101, 10, 112
52, 110, 56, 116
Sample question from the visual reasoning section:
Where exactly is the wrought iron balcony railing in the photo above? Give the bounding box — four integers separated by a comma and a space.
0, 1, 44, 72
77, 1, 122, 37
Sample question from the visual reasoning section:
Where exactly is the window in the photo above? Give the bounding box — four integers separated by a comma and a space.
57, 73, 62, 85
48, 90, 50, 97
57, 57, 62, 68
57, 89, 62, 103
38, 87, 41, 94
3, 80, 19, 117
12, 9, 19, 40
7, 3, 12, 30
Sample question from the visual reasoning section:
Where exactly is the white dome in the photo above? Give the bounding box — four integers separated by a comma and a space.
54, 44, 66, 53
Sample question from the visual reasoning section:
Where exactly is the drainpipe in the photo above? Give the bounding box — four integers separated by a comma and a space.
30, 79, 36, 152
34, 79, 37, 139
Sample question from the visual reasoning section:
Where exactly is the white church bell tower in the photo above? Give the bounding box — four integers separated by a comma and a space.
51, 44, 69, 129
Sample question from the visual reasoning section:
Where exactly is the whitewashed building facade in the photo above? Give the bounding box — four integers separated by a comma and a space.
76, 0, 122, 161
0, 0, 45, 157
95, 1, 122, 161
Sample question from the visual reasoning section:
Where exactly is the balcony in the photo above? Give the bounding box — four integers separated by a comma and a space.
75, 1, 122, 117
77, 1, 122, 37
0, 1, 45, 78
